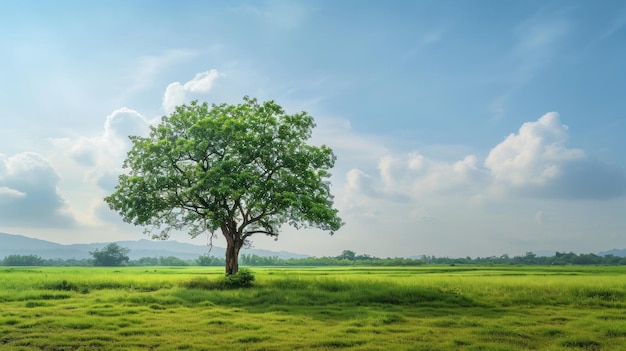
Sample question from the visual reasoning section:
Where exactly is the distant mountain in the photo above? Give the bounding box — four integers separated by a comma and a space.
598, 249, 626, 258
0, 232, 308, 260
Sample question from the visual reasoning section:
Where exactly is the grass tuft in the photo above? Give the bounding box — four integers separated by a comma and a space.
313, 339, 367, 348
605, 328, 626, 337
561, 338, 601, 350
43, 280, 78, 291
238, 336, 269, 343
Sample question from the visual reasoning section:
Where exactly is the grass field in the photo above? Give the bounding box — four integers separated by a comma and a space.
1, 266, 626, 350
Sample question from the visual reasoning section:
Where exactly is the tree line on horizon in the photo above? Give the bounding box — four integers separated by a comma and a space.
2, 249, 626, 267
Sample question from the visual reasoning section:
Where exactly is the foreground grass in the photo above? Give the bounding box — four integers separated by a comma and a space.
1, 266, 626, 350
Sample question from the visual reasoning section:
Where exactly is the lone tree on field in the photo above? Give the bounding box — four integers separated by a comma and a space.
104, 97, 342, 274
90, 243, 130, 266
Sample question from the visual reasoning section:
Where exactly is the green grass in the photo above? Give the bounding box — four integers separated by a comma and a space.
1, 266, 626, 350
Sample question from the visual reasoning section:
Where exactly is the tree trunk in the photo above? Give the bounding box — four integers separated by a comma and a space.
225, 238, 243, 275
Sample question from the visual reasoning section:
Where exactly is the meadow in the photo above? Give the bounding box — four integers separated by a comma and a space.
1, 266, 626, 350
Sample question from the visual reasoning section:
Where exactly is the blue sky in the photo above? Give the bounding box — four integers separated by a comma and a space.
1, 0, 625, 258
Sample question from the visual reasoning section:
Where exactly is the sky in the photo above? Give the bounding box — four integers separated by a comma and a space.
1, 0, 625, 258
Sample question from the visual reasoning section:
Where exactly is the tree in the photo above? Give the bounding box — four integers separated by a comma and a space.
197, 254, 224, 266
104, 97, 342, 274
337, 250, 356, 260
2, 254, 45, 266
90, 243, 130, 266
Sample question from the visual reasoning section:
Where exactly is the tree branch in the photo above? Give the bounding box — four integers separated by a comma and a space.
242, 229, 278, 240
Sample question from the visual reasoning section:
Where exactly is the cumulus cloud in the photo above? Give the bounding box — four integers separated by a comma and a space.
0, 187, 26, 202
340, 152, 487, 222
485, 112, 626, 199
104, 107, 151, 140
52, 107, 150, 189
46, 108, 151, 230
0, 152, 76, 226
486, 113, 583, 185
413, 155, 489, 196
339, 112, 625, 213
341, 168, 412, 221
341, 169, 377, 213
368, 152, 488, 199
162, 70, 223, 114
95, 171, 121, 193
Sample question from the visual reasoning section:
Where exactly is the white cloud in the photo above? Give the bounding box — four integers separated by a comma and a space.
408, 153, 425, 171
338, 152, 487, 227
163, 83, 186, 114
104, 107, 151, 140
162, 70, 223, 114
0, 186, 26, 201
336, 112, 625, 220
183, 70, 223, 93
485, 112, 626, 199
53, 108, 149, 174
378, 155, 399, 190
0, 152, 76, 227
486, 112, 583, 186
412, 154, 488, 197
1, 152, 60, 189
363, 153, 487, 199
49, 108, 152, 226
341, 169, 377, 214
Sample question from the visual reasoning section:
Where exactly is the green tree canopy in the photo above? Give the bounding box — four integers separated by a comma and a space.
90, 243, 130, 266
2, 254, 45, 266
105, 97, 342, 274
337, 250, 357, 260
